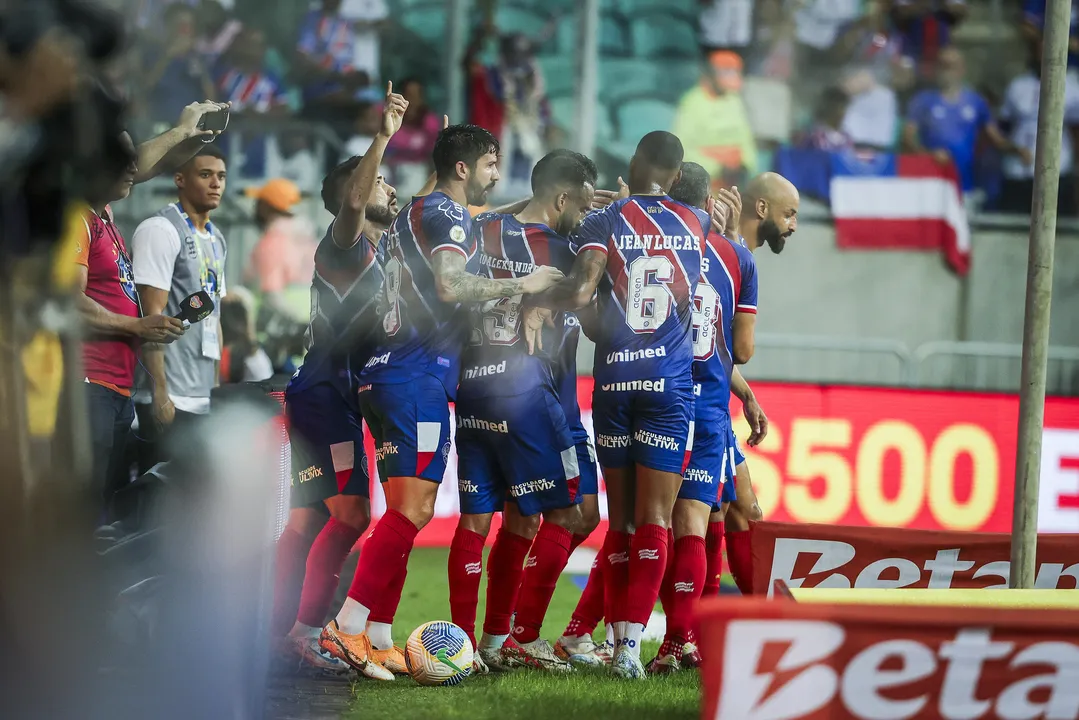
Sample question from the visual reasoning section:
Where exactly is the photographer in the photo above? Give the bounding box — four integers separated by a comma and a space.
74, 99, 230, 520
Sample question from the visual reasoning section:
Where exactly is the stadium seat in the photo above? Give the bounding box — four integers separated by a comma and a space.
538, 56, 576, 99
549, 94, 576, 132
613, 96, 676, 143
400, 3, 447, 43
495, 4, 552, 38
559, 14, 630, 57
629, 13, 699, 58
616, 0, 689, 14
598, 58, 657, 102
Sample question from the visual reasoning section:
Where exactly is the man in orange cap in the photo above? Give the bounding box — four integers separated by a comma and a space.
672, 51, 758, 191
244, 178, 318, 330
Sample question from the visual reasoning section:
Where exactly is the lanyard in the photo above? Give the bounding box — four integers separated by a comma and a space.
173, 203, 222, 297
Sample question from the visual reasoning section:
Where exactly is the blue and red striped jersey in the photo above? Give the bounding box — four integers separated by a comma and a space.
575, 195, 708, 383
289, 226, 385, 407
692, 231, 758, 415
458, 212, 579, 399
360, 192, 478, 396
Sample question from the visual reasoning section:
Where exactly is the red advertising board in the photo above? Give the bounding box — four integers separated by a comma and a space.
696, 597, 1079, 720
750, 521, 1079, 595
352, 379, 1079, 545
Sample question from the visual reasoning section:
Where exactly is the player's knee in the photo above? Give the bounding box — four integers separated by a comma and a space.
393, 496, 436, 530
459, 512, 494, 537
578, 497, 601, 536
725, 504, 750, 532
288, 506, 328, 539
672, 499, 710, 539
505, 510, 541, 539
710, 504, 727, 524
326, 495, 371, 532
544, 504, 582, 534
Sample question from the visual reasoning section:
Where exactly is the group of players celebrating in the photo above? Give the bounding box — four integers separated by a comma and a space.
272, 83, 801, 682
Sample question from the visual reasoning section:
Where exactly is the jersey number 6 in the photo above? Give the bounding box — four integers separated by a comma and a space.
626, 255, 675, 334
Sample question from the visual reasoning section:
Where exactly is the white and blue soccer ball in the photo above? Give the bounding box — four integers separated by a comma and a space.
405, 621, 474, 686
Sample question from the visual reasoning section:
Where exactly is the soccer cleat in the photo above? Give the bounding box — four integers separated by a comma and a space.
594, 640, 615, 665
319, 621, 395, 681
291, 635, 353, 675
370, 645, 408, 675
645, 652, 681, 675
472, 654, 490, 675
681, 641, 702, 669
478, 644, 517, 672
503, 638, 574, 672
611, 649, 646, 680
554, 636, 605, 668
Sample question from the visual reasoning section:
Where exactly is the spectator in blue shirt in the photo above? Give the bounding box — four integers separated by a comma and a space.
902, 46, 1029, 193
890, 0, 967, 84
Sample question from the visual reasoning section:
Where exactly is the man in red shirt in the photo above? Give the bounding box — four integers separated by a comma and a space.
75, 100, 228, 519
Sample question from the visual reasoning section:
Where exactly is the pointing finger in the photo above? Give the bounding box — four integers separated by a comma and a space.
386, 80, 392, 96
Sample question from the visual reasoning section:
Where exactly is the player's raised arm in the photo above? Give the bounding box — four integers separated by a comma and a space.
333, 83, 408, 248
431, 248, 563, 303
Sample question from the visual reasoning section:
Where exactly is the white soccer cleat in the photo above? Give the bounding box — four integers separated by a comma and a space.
472, 654, 490, 675
554, 636, 605, 668
478, 645, 517, 672
594, 640, 615, 665
611, 649, 646, 680
503, 638, 574, 673
292, 635, 353, 675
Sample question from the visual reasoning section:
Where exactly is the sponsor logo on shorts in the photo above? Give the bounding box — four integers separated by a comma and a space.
509, 478, 557, 498
463, 360, 506, 380
683, 468, 714, 484
458, 479, 478, 493
638, 548, 660, 560
464, 562, 482, 575
457, 416, 509, 433
596, 434, 631, 448
375, 442, 399, 462
600, 378, 666, 392
606, 346, 666, 364
297, 465, 324, 483
633, 429, 680, 452
364, 351, 391, 368
674, 582, 694, 593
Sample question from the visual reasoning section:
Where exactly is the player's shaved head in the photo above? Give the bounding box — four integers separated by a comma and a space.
545, 148, 598, 185
529, 150, 596, 236
668, 161, 711, 210
743, 172, 800, 254
628, 131, 684, 195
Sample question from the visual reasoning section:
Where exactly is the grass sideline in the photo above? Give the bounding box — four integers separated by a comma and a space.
341, 547, 707, 720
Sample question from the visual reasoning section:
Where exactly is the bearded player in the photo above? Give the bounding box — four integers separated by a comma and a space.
529, 131, 707, 679
318, 124, 564, 680
645, 162, 758, 673
704, 172, 799, 598
270, 84, 406, 675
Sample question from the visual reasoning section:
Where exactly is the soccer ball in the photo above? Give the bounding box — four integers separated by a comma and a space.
405, 621, 474, 686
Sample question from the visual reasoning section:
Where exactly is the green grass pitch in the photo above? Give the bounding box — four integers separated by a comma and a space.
340, 547, 708, 720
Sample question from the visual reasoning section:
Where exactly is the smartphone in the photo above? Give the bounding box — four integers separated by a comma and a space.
198, 108, 230, 134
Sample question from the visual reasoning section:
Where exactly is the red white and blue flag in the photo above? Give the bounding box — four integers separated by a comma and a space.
776, 149, 972, 275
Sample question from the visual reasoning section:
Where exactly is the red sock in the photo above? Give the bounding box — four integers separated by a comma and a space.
482, 528, 532, 636
625, 524, 669, 626
448, 526, 486, 648
513, 523, 573, 644
570, 532, 588, 553
601, 530, 631, 622
295, 519, 362, 628
726, 529, 753, 595
666, 535, 706, 640
369, 553, 408, 626
704, 522, 724, 597
658, 528, 676, 617
346, 510, 418, 611
565, 552, 605, 637
271, 526, 315, 636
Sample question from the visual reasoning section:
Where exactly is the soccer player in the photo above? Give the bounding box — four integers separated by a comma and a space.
704, 172, 798, 597
318, 124, 564, 680
531, 131, 707, 679
646, 162, 758, 673
271, 84, 407, 676
448, 151, 595, 673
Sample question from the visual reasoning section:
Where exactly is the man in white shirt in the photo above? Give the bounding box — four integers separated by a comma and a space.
131, 145, 229, 471
338, 0, 389, 86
